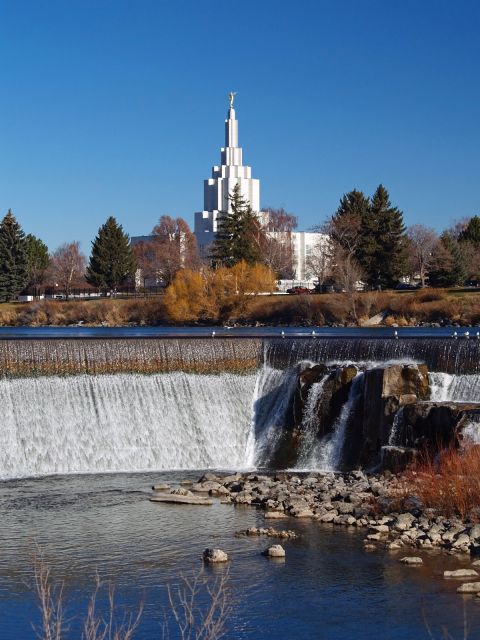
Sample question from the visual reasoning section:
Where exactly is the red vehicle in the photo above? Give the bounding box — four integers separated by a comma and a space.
286, 286, 315, 295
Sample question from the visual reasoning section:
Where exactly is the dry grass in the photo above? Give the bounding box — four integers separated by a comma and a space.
1, 289, 480, 327
401, 445, 480, 520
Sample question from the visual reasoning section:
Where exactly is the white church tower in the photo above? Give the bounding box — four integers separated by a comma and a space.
194, 94, 260, 256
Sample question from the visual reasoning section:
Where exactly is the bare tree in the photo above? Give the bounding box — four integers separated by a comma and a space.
333, 245, 364, 321
260, 233, 295, 278
306, 236, 333, 286
261, 207, 298, 232
166, 568, 231, 640
406, 224, 438, 287
150, 216, 199, 285
33, 549, 65, 640
49, 242, 86, 299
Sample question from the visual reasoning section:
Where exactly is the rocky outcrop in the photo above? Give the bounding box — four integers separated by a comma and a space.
397, 402, 480, 450
356, 364, 429, 468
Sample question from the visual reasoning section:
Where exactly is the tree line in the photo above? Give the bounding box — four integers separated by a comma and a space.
0, 211, 137, 301
0, 184, 478, 303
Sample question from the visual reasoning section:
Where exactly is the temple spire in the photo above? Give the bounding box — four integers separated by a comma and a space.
225, 92, 238, 148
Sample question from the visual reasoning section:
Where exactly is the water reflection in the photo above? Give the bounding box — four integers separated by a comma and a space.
0, 472, 478, 639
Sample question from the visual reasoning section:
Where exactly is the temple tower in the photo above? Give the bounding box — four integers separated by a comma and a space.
194, 95, 260, 256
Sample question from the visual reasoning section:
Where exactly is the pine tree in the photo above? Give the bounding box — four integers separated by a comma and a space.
429, 232, 465, 287
25, 234, 49, 290
86, 216, 136, 291
211, 184, 262, 267
358, 185, 406, 289
0, 209, 29, 301
459, 215, 480, 247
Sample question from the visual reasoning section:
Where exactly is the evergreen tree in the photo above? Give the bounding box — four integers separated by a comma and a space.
358, 185, 406, 289
211, 184, 262, 267
86, 216, 136, 291
0, 209, 29, 301
459, 215, 480, 247
25, 234, 49, 290
429, 232, 465, 287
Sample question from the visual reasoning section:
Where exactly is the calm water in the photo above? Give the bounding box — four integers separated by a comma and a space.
0, 326, 476, 339
0, 472, 478, 640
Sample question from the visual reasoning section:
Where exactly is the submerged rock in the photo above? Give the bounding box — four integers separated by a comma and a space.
399, 556, 423, 565
203, 548, 229, 563
150, 493, 213, 505
263, 544, 286, 558
444, 569, 479, 579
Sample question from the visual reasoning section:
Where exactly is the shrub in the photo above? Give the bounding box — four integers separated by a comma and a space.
402, 444, 480, 519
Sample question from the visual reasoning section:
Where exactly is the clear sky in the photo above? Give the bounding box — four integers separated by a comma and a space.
0, 0, 479, 253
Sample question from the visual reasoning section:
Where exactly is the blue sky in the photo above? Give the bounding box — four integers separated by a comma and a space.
0, 0, 479, 253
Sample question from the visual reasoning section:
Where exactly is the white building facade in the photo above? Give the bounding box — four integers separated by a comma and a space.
194, 99, 260, 256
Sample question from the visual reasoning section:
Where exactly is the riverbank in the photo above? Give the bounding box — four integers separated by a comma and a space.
170, 469, 480, 558
1, 470, 477, 639
1, 288, 480, 327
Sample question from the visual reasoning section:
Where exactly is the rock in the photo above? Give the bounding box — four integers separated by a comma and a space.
263, 544, 286, 558
292, 508, 314, 518
170, 487, 193, 496
444, 569, 479, 579
319, 511, 337, 523
152, 484, 170, 491
394, 513, 416, 532
203, 548, 229, 563
387, 541, 403, 550
452, 534, 471, 550
470, 524, 480, 541
150, 494, 213, 505
264, 511, 288, 519
180, 479, 193, 485
381, 446, 418, 473
399, 556, 423, 565
457, 582, 480, 593
472, 560, 480, 567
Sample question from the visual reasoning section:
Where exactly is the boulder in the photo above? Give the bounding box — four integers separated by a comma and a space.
381, 446, 418, 472
444, 569, 479, 579
399, 556, 423, 565
263, 544, 286, 558
203, 548, 229, 563
457, 582, 480, 593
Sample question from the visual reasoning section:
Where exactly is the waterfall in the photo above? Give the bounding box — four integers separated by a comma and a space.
296, 377, 328, 468
252, 363, 306, 467
388, 407, 405, 446
313, 373, 364, 471
0, 373, 256, 480
429, 372, 480, 402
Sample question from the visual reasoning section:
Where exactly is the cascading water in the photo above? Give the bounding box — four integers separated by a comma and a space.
0, 372, 256, 479
296, 377, 328, 468
3, 335, 480, 480
306, 373, 364, 471
429, 372, 480, 402
251, 363, 305, 467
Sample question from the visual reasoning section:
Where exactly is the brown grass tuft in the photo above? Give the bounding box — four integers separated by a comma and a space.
402, 444, 480, 519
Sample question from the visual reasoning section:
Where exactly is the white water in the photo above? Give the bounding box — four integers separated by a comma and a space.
251, 364, 303, 467
296, 377, 328, 468
311, 373, 364, 471
0, 373, 256, 480
429, 372, 480, 402
388, 407, 405, 446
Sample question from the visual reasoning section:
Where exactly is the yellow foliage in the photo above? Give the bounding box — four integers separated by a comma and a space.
164, 262, 277, 323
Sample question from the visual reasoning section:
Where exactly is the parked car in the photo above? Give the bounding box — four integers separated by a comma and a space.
286, 286, 315, 295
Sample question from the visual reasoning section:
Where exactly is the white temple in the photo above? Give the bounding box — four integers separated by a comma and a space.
194, 94, 260, 256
